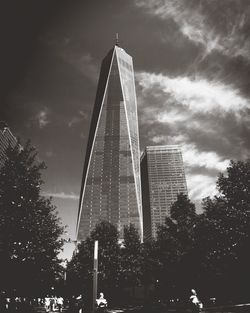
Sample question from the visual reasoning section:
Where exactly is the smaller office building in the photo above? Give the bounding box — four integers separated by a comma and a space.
141, 145, 188, 240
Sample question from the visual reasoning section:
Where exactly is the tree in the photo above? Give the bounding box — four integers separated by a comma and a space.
141, 239, 160, 301
199, 160, 250, 300
66, 239, 93, 298
217, 160, 250, 208
0, 141, 65, 295
120, 224, 143, 297
67, 221, 121, 305
90, 221, 121, 294
156, 193, 198, 297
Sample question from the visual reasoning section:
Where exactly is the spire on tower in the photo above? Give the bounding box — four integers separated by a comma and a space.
115, 33, 119, 46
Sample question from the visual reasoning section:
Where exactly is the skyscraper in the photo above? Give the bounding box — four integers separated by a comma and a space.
0, 122, 17, 169
141, 145, 188, 240
77, 44, 142, 241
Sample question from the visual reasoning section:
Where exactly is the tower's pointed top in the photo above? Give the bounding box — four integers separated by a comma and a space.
115, 33, 119, 46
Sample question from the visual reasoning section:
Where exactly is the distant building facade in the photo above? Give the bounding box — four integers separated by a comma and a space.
77, 45, 142, 241
141, 145, 188, 240
0, 122, 17, 168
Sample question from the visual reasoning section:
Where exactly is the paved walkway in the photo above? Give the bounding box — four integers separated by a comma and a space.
31, 303, 250, 313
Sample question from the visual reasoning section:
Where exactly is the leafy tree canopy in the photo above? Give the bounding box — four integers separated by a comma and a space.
0, 141, 65, 294
121, 224, 143, 287
198, 160, 250, 298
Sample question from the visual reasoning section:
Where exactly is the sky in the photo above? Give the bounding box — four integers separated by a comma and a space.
1, 0, 250, 260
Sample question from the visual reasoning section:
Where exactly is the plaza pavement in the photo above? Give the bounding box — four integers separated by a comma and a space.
33, 303, 250, 313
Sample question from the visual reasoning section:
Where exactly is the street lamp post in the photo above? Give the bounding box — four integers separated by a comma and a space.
93, 240, 98, 313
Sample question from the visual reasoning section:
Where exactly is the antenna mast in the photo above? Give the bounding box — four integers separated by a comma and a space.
115, 33, 119, 46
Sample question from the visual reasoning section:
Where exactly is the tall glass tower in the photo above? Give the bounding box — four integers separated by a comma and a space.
77, 44, 142, 241
0, 122, 17, 169
141, 145, 188, 240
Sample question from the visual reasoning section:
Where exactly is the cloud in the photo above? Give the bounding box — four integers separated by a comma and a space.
68, 110, 87, 128
136, 70, 247, 203
186, 173, 218, 201
43, 191, 79, 200
151, 134, 188, 144
182, 143, 230, 172
135, 0, 250, 61
35, 109, 50, 129
157, 109, 189, 124
68, 117, 80, 128
137, 72, 250, 116
137, 70, 250, 161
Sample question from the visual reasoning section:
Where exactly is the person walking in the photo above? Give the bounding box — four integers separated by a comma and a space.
76, 294, 84, 313
189, 289, 202, 313
50, 296, 56, 312
96, 292, 107, 313
57, 296, 64, 312
44, 296, 50, 313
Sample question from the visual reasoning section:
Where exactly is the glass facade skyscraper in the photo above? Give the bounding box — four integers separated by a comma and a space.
0, 123, 17, 169
141, 145, 188, 240
77, 45, 142, 241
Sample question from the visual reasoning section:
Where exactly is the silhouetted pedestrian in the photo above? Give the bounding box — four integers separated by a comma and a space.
189, 289, 202, 313
96, 292, 107, 313
57, 296, 64, 312
76, 294, 84, 313
45, 296, 50, 312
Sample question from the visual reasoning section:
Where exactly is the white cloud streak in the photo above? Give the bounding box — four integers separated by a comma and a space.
182, 143, 230, 172
68, 117, 82, 128
43, 191, 79, 200
151, 134, 188, 144
135, 0, 250, 60
68, 110, 87, 128
137, 72, 250, 116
